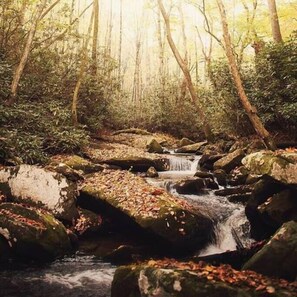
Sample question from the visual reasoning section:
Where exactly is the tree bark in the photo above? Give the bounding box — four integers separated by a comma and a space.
157, 0, 214, 142
267, 0, 283, 43
216, 0, 276, 150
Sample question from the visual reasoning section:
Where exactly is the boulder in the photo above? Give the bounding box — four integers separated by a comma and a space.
174, 178, 205, 195
80, 170, 213, 253
50, 155, 105, 174
214, 169, 227, 187
146, 139, 163, 154
203, 178, 219, 190
103, 156, 168, 172
0, 165, 78, 221
214, 149, 245, 173
243, 221, 297, 281
257, 189, 297, 228
175, 141, 207, 154
245, 178, 287, 240
146, 167, 159, 178
228, 193, 252, 204
228, 166, 249, 186
242, 151, 297, 185
111, 260, 297, 297
0, 203, 71, 261
199, 154, 225, 171
194, 171, 214, 179
177, 138, 194, 147
49, 163, 84, 182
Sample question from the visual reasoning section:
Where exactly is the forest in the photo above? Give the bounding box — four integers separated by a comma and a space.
0, 0, 297, 297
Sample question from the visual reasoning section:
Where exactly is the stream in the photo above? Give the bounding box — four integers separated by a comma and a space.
0, 153, 253, 296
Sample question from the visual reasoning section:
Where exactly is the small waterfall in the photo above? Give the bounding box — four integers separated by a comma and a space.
168, 155, 201, 171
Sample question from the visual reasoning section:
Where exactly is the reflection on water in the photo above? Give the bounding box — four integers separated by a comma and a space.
0, 255, 115, 297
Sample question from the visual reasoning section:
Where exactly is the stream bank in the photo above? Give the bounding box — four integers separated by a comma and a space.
0, 130, 297, 296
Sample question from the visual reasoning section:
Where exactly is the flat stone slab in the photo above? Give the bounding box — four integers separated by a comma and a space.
0, 165, 78, 221
80, 170, 213, 252
111, 260, 297, 297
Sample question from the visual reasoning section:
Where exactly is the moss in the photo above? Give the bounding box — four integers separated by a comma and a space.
0, 203, 71, 261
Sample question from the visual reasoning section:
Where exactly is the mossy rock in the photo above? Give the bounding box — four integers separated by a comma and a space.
242, 151, 297, 185
51, 155, 105, 174
146, 139, 163, 154
112, 261, 296, 297
80, 170, 213, 253
243, 221, 297, 281
0, 203, 71, 261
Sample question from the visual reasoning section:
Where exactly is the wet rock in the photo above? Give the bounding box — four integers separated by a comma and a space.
146, 167, 159, 178
214, 169, 227, 187
80, 170, 213, 253
214, 149, 245, 173
227, 193, 252, 204
103, 156, 168, 172
243, 221, 297, 280
194, 171, 214, 179
0, 165, 78, 221
175, 141, 207, 154
111, 260, 297, 297
146, 138, 163, 154
174, 178, 205, 195
242, 151, 297, 185
257, 189, 297, 228
199, 154, 225, 171
177, 138, 194, 147
0, 203, 71, 261
245, 174, 262, 185
245, 178, 287, 240
203, 178, 219, 190
215, 185, 253, 197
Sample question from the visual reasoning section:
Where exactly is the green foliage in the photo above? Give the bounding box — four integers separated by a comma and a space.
0, 101, 89, 164
208, 35, 297, 138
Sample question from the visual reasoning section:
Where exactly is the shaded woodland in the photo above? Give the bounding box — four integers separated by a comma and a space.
0, 0, 296, 162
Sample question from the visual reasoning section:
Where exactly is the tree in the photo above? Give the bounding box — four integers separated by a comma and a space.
267, 0, 283, 43
72, 8, 94, 126
216, 0, 276, 150
8, 0, 61, 105
92, 0, 99, 75
157, 0, 214, 142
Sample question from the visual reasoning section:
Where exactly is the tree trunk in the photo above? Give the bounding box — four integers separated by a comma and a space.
267, 0, 283, 43
7, 0, 48, 105
118, 0, 123, 82
157, 0, 214, 142
72, 9, 94, 126
216, 0, 276, 150
91, 0, 99, 75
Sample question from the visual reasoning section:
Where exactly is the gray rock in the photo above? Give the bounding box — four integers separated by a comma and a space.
214, 149, 245, 173
0, 165, 78, 221
175, 141, 207, 154
146, 138, 163, 154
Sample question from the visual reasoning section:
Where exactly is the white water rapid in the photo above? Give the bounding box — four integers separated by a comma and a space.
147, 153, 253, 256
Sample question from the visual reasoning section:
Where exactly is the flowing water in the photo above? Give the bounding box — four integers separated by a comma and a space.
147, 154, 253, 256
0, 255, 115, 297
0, 153, 253, 296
